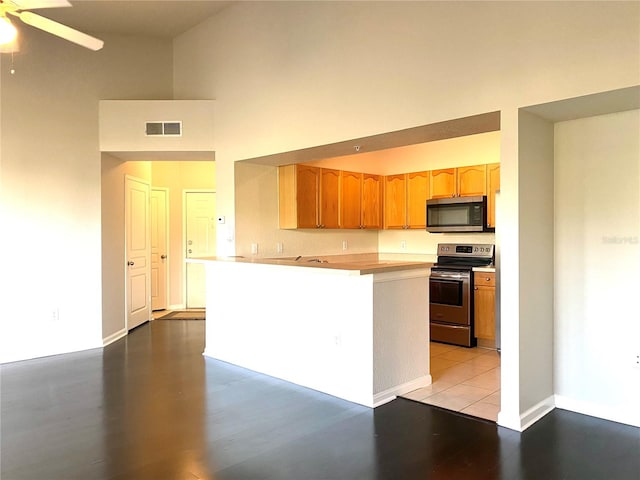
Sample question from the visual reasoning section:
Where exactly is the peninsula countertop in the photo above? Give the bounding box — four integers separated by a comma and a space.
191, 252, 435, 275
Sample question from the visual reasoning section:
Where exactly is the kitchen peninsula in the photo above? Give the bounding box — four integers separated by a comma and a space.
199, 254, 432, 407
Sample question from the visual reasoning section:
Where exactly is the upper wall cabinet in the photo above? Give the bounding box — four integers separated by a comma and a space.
99, 100, 215, 157
279, 165, 340, 229
339, 171, 382, 229
430, 164, 487, 198
384, 171, 430, 229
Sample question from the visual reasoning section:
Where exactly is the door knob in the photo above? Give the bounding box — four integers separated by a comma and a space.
188, 249, 192, 254
161, 255, 167, 259
127, 261, 135, 266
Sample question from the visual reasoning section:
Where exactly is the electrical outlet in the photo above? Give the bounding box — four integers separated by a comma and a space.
634, 353, 640, 369
51, 308, 59, 322
251, 243, 258, 255
342, 240, 348, 251
276, 242, 283, 254
401, 241, 407, 250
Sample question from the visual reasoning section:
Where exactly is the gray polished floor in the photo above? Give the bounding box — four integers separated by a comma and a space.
1, 320, 638, 479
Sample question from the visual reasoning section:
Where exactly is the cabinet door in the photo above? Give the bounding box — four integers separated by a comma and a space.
430, 168, 456, 198
341, 170, 362, 229
361, 173, 382, 229
406, 171, 429, 228
278, 165, 297, 229
474, 284, 495, 340
320, 168, 340, 228
296, 164, 320, 228
486, 163, 500, 228
384, 174, 406, 229
457, 164, 486, 197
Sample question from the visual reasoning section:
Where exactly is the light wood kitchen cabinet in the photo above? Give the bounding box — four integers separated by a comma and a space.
430, 164, 487, 199
341, 171, 382, 229
384, 174, 407, 229
486, 163, 500, 228
384, 171, 429, 229
361, 173, 383, 229
278, 164, 340, 229
430, 168, 457, 198
457, 164, 487, 197
474, 272, 496, 347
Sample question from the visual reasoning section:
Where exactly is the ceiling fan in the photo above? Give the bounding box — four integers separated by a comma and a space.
0, 0, 103, 51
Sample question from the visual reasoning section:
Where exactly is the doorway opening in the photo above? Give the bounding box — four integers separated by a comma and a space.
101, 157, 216, 343
400, 343, 500, 421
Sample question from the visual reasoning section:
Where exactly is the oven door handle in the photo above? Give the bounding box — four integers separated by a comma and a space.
430, 272, 469, 281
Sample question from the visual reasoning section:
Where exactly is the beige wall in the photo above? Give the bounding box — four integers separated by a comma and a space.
173, 1, 640, 429
554, 110, 640, 426
174, 2, 639, 260
0, 28, 173, 362
151, 161, 216, 307
308, 131, 501, 175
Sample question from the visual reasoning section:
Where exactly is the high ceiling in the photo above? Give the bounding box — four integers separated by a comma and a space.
39, 0, 231, 39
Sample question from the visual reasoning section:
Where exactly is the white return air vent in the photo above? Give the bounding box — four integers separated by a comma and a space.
145, 121, 182, 136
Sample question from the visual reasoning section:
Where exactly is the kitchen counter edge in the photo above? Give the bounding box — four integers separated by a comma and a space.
190, 256, 434, 275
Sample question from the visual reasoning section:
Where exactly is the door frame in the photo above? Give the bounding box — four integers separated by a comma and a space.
182, 189, 216, 308
151, 187, 170, 312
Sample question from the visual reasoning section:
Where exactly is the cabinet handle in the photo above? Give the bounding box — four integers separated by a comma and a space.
474, 287, 478, 290
486, 277, 491, 281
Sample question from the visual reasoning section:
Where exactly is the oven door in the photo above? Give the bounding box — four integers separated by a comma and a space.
429, 269, 471, 325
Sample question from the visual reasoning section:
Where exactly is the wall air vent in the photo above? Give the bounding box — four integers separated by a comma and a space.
145, 121, 182, 136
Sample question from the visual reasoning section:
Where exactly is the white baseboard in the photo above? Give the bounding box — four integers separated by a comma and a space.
373, 375, 432, 408
498, 395, 555, 432
103, 328, 127, 347
555, 394, 640, 428
168, 303, 186, 310
520, 395, 555, 430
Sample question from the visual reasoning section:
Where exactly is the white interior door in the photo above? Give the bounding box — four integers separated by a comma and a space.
185, 191, 216, 309
125, 176, 151, 330
151, 188, 168, 311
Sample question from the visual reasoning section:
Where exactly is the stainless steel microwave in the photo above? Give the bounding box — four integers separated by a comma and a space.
426, 195, 492, 233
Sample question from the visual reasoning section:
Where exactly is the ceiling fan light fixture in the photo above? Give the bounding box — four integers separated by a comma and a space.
0, 14, 18, 45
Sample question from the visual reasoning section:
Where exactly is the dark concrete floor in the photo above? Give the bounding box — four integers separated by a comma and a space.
1, 320, 638, 479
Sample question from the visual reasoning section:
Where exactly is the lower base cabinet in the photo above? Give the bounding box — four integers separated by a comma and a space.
474, 272, 496, 348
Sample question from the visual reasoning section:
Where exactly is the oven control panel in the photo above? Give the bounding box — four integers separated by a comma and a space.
437, 243, 494, 257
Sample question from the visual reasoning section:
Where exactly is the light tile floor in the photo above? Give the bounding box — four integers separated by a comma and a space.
402, 342, 501, 421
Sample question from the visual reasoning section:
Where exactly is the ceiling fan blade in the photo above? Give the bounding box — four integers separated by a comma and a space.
4, 0, 71, 10
13, 10, 103, 50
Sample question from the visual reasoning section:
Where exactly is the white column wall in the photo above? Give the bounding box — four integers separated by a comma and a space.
516, 110, 556, 423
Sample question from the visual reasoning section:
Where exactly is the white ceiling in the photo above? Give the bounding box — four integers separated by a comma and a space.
38, 0, 231, 38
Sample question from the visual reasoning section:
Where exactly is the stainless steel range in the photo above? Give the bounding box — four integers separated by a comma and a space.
430, 243, 494, 347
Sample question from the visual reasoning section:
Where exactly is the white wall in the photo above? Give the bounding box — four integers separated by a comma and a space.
554, 110, 640, 427
0, 29, 173, 362
99, 100, 215, 152
173, 0, 640, 428
516, 110, 555, 422
174, 1, 639, 257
